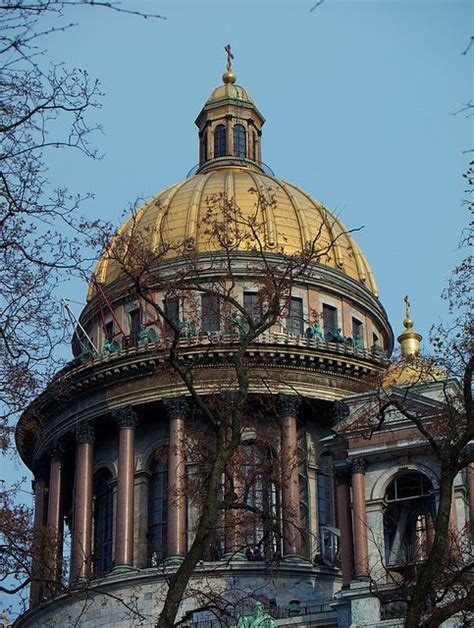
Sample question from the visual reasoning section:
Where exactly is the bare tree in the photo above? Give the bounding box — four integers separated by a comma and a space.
86, 188, 353, 626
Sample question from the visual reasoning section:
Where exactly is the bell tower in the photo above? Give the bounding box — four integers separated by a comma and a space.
195, 45, 266, 173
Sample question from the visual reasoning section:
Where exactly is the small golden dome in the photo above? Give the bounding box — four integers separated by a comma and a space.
88, 167, 378, 300
397, 296, 422, 358
206, 82, 254, 105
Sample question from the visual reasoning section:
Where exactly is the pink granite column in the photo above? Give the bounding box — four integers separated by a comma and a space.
114, 408, 137, 571
164, 397, 187, 562
351, 457, 369, 578
29, 473, 47, 605
335, 468, 354, 587
46, 444, 63, 587
71, 423, 94, 581
278, 394, 302, 558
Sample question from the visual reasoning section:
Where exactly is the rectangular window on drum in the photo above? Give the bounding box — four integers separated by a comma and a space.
243, 292, 262, 324
129, 308, 141, 344
287, 297, 304, 336
164, 297, 180, 333
322, 304, 338, 341
104, 320, 114, 341
201, 294, 220, 333
352, 317, 363, 348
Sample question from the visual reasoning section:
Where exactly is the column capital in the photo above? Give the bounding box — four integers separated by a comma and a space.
351, 457, 367, 475
163, 396, 188, 421
77, 423, 95, 445
50, 440, 64, 462
114, 406, 137, 429
329, 400, 350, 423
277, 393, 300, 418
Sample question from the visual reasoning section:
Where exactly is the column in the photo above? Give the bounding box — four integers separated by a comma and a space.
351, 457, 369, 578
46, 443, 63, 587
164, 396, 187, 562
278, 393, 302, 558
248, 124, 255, 162
335, 469, 354, 587
226, 116, 233, 156
29, 473, 47, 605
114, 407, 137, 571
467, 463, 474, 535
71, 423, 94, 581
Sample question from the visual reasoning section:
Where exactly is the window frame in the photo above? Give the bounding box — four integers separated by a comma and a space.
214, 124, 227, 158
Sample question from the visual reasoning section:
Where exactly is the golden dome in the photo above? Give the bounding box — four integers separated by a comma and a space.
206, 81, 254, 106
89, 166, 378, 299
383, 355, 444, 387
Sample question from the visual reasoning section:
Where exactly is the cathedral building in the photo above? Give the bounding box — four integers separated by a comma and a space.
15, 53, 472, 627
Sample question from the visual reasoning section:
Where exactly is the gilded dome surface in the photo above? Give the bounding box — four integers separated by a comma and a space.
206, 82, 254, 105
91, 166, 378, 298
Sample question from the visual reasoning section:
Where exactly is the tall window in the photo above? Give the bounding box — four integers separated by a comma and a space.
241, 443, 278, 558
148, 459, 168, 565
214, 125, 227, 158
129, 308, 141, 345
93, 469, 114, 575
201, 294, 220, 333
243, 292, 261, 324
233, 124, 247, 158
104, 320, 114, 342
322, 304, 338, 342
352, 317, 364, 348
287, 297, 304, 336
384, 473, 435, 568
317, 454, 335, 527
164, 297, 180, 333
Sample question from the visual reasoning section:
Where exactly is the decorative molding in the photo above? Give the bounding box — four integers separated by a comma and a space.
277, 393, 300, 417
113, 406, 138, 430
76, 422, 95, 445
351, 457, 367, 475
163, 396, 188, 421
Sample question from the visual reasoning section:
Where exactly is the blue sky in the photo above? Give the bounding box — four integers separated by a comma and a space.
2, 0, 472, 617
44, 0, 472, 340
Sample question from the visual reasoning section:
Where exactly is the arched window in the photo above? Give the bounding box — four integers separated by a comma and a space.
201, 130, 208, 163
93, 469, 114, 575
384, 472, 435, 568
233, 124, 246, 158
214, 125, 227, 158
148, 458, 168, 565
318, 453, 339, 565
241, 443, 278, 559
317, 454, 335, 527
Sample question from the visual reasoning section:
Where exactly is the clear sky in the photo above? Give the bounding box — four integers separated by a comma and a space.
44, 0, 472, 341
2, 0, 473, 617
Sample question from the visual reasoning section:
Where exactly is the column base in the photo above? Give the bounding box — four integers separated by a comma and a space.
111, 564, 135, 575
164, 555, 184, 566
221, 551, 246, 562
281, 553, 308, 564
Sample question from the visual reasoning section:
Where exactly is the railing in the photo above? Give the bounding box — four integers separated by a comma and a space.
186, 157, 275, 178
74, 329, 389, 370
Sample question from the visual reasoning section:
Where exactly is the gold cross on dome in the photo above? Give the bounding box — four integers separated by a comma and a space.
224, 44, 234, 71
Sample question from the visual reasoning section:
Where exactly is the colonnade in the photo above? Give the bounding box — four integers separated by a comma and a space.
29, 394, 304, 606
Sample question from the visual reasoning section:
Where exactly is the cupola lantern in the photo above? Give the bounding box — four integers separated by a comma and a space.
195, 45, 266, 173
